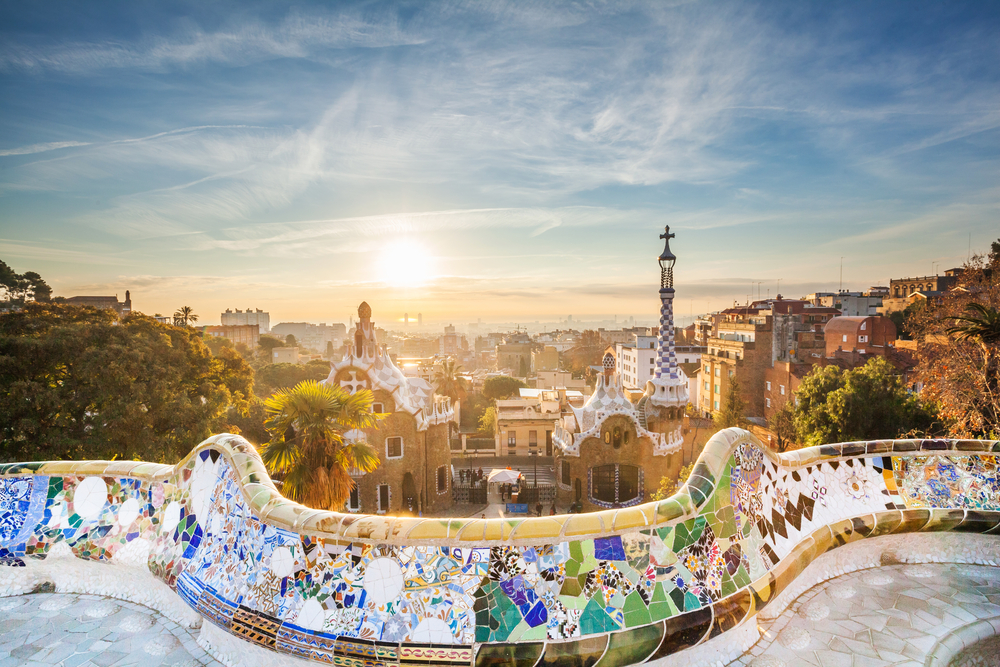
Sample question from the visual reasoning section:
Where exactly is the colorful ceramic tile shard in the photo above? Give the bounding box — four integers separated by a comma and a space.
0, 431, 999, 667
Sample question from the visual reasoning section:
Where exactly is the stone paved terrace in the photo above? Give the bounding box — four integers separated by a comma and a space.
6, 560, 1000, 666
0, 593, 221, 667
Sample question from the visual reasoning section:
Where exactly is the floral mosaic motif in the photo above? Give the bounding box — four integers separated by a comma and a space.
895, 455, 1000, 510
1, 436, 999, 666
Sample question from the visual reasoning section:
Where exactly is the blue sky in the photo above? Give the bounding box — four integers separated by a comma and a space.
1, 1, 998, 326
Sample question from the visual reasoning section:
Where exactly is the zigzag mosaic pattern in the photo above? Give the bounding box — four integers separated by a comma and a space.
2, 431, 1000, 666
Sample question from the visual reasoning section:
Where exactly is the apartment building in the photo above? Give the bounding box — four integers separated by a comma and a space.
700, 306, 773, 417
203, 324, 260, 349
495, 390, 562, 457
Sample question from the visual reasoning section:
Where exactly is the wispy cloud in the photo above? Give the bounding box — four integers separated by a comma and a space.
0, 141, 92, 156
0, 12, 425, 73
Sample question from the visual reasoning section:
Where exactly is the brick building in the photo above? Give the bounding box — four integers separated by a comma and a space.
64, 290, 132, 317
203, 324, 260, 349
881, 269, 962, 313
824, 316, 897, 358
325, 302, 457, 515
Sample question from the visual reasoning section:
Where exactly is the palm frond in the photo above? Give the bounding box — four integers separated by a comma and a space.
336, 441, 381, 474
260, 437, 301, 474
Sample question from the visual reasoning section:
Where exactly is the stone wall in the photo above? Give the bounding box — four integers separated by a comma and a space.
2, 431, 1000, 667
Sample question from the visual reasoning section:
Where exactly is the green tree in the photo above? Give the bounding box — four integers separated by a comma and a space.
460, 393, 492, 431
204, 335, 234, 356
260, 381, 382, 509
651, 463, 694, 500
0, 261, 52, 304
478, 406, 497, 437
285, 334, 298, 347
768, 400, 798, 452
793, 357, 937, 446
434, 359, 468, 403
714, 377, 749, 430
0, 303, 253, 463
483, 375, 526, 400
254, 362, 330, 398
173, 306, 198, 326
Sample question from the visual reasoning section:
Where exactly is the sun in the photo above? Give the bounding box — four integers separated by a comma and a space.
375, 239, 435, 287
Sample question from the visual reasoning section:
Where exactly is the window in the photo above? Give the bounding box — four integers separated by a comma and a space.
715, 368, 721, 377
779, 385, 786, 395
728, 370, 734, 378
704, 364, 709, 373
372, 402, 384, 414
528, 430, 538, 450
377, 484, 390, 513
714, 400, 720, 410
436, 466, 447, 493
386, 436, 403, 459
766, 381, 772, 391
859, 335, 868, 343
704, 381, 709, 391
842, 334, 848, 342
591, 465, 617, 503
348, 484, 360, 512
507, 432, 516, 447
715, 384, 720, 394
860, 321, 867, 330
590, 464, 641, 505
561, 460, 571, 486
766, 398, 771, 408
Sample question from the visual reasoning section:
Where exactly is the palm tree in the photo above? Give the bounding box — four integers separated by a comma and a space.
173, 306, 198, 326
946, 302, 1000, 436
433, 358, 468, 403
947, 303, 1000, 347
261, 380, 382, 509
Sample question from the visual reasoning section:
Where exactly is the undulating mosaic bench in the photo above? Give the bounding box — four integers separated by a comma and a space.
1, 428, 999, 666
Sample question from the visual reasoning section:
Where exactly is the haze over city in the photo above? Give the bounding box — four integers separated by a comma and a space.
2, 1, 998, 325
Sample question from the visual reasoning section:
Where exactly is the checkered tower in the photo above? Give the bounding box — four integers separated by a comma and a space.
646, 226, 688, 408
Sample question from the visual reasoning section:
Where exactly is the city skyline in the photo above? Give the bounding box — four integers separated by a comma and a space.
2, 2, 998, 322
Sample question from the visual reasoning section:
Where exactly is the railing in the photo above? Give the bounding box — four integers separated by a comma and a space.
2, 431, 999, 667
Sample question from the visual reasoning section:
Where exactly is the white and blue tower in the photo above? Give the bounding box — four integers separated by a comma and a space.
646, 226, 689, 410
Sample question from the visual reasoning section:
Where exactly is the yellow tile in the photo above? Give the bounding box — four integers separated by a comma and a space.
342, 516, 392, 542
509, 518, 564, 541
482, 519, 504, 542
457, 520, 486, 542
611, 507, 648, 531
405, 520, 451, 541
563, 513, 604, 537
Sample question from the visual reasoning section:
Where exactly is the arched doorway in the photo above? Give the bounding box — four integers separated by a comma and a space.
402, 473, 417, 514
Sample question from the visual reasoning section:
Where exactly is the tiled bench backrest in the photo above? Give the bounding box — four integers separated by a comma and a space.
2, 429, 998, 666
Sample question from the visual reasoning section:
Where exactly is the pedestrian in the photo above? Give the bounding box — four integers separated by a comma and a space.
535, 502, 542, 517
550, 504, 556, 515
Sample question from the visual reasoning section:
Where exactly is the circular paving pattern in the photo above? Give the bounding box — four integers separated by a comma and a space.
84, 600, 121, 618
827, 583, 857, 599
860, 570, 894, 586
4, 593, 221, 666
801, 599, 829, 620
120, 612, 155, 632
779, 626, 811, 650
735, 563, 1000, 667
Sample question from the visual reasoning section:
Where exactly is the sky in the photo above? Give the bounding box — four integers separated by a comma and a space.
1, 1, 998, 328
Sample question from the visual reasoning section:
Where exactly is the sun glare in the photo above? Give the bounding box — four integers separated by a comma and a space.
375, 240, 435, 288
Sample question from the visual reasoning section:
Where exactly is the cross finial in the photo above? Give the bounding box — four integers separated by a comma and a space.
660, 225, 675, 242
